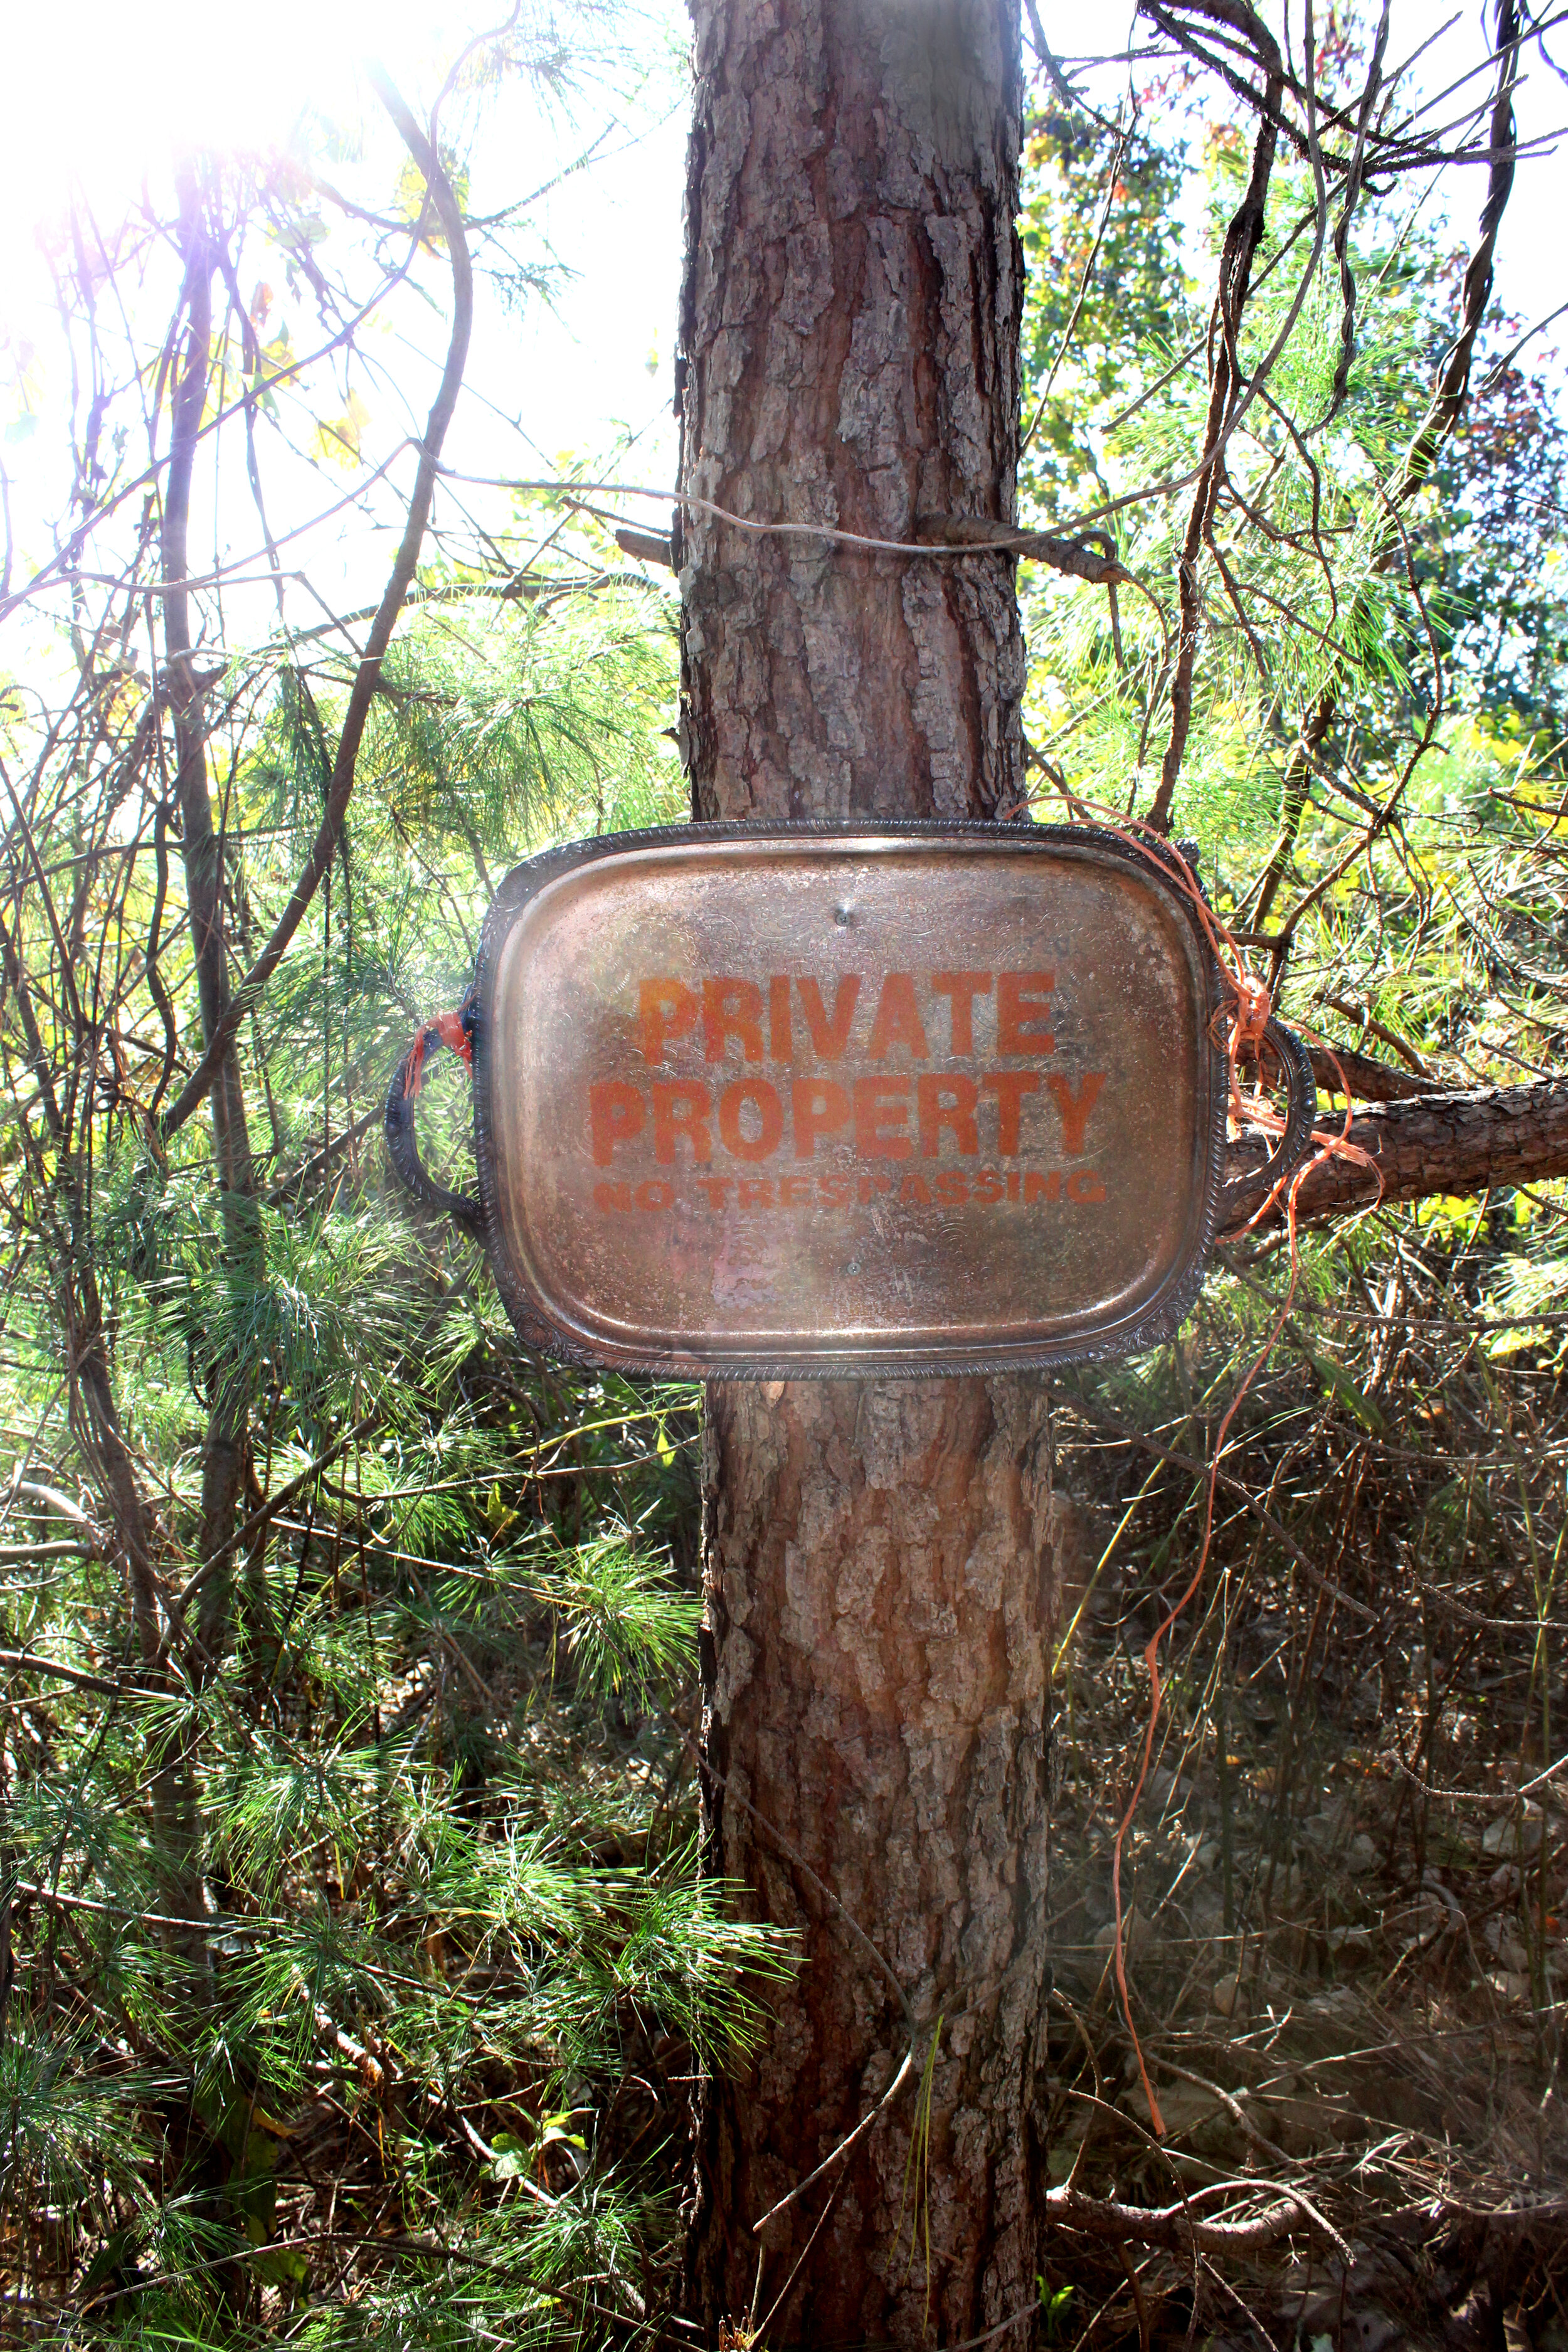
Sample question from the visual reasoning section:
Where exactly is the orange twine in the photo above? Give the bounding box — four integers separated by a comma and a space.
1057, 793, 1382, 2134
402, 1007, 474, 1101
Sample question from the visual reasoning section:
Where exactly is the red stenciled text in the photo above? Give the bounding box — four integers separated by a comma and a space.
585, 968, 1112, 1219
590, 968, 1104, 1172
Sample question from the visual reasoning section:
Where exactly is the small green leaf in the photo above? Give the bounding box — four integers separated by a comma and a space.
1301, 1343, 1385, 1433
253, 2242, 310, 2287
80, 2230, 140, 2297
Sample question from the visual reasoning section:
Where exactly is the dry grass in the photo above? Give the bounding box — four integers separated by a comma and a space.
1039, 1212, 1568, 2348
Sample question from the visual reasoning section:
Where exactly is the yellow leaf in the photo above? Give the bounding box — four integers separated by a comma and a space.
393, 151, 470, 253
312, 389, 370, 469
255, 329, 295, 388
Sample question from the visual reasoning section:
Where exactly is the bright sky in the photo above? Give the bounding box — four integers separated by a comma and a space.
0, 0, 1562, 645
0, 0, 691, 657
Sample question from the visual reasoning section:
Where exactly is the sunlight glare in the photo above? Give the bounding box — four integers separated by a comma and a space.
1, 0, 435, 298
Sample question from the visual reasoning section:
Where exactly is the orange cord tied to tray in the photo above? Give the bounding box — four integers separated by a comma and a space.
1224, 968, 1274, 1071
1053, 793, 1385, 2137
402, 1006, 474, 1101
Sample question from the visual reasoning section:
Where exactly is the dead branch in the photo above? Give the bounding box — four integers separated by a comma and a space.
1223, 1073, 1568, 1231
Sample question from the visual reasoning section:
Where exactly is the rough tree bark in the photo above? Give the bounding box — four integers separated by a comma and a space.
675, 2, 1064, 2340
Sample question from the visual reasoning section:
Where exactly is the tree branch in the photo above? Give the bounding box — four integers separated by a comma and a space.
1222, 1073, 1568, 1232
1147, 2, 1289, 831
159, 68, 473, 1139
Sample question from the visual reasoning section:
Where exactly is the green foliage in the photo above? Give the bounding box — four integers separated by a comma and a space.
0, 46, 742, 2345
1019, 112, 1194, 518
361, 584, 683, 861
0, 8, 1564, 2343
1014, 91, 1567, 886
0, 2026, 152, 2212
527, 1530, 698, 1704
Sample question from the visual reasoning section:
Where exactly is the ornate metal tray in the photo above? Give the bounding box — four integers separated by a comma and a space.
386, 823, 1314, 1377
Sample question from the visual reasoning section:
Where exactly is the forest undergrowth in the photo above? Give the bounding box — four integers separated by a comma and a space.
4, 536, 1568, 2352
11, 1143, 1568, 2350
1045, 1219, 1568, 2350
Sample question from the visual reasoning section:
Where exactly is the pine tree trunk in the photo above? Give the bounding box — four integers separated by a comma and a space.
676, 3, 1063, 2337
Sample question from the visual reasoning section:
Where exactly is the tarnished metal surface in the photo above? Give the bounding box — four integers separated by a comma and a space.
466, 824, 1229, 1376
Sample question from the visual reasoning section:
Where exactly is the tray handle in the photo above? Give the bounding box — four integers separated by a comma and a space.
1220, 1016, 1318, 1222
384, 1010, 485, 1241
